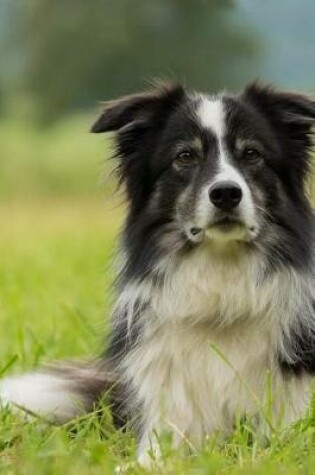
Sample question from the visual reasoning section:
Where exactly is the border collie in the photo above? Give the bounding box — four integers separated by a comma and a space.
1, 82, 315, 467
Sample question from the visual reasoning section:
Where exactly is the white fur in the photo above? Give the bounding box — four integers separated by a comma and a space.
195, 97, 258, 241
131, 325, 311, 463
119, 245, 313, 464
197, 97, 225, 138
0, 373, 83, 422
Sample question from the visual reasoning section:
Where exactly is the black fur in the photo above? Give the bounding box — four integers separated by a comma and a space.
90, 82, 315, 426
3, 82, 315, 451
94, 83, 315, 278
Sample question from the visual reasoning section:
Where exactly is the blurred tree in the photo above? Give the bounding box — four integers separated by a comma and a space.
7, 0, 259, 124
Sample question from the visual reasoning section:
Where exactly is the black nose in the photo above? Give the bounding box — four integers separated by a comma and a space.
209, 181, 242, 210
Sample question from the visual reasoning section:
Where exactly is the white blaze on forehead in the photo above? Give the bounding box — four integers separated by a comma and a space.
197, 96, 225, 139
197, 95, 234, 177
197, 95, 243, 181
193, 94, 257, 237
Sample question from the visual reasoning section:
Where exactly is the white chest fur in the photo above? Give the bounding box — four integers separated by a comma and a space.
119, 250, 312, 456
126, 321, 275, 443
119, 246, 310, 453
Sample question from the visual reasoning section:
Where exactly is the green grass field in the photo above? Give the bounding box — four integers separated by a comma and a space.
0, 117, 315, 474
1, 199, 315, 475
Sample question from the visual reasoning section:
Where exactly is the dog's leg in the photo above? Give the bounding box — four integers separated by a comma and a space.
136, 411, 196, 468
137, 432, 162, 469
135, 409, 170, 468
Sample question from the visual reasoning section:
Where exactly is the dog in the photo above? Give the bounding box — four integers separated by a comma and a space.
1, 82, 315, 467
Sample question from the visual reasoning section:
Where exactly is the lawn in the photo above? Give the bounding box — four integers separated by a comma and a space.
0, 199, 315, 475
0, 117, 314, 474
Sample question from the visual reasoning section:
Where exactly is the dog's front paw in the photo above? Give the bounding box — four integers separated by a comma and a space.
114, 461, 137, 474
114, 455, 161, 474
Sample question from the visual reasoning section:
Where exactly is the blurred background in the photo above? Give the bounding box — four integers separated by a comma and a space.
0, 0, 315, 364
0, 0, 314, 201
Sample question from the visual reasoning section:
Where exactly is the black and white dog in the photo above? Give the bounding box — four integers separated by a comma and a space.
1, 82, 315, 467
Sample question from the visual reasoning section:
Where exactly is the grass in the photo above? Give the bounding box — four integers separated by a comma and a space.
0, 117, 315, 473
0, 198, 315, 475
0, 114, 114, 198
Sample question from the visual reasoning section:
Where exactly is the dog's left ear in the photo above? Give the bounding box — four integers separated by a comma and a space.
243, 83, 315, 127
91, 82, 185, 133
244, 84, 315, 189
244, 84, 315, 183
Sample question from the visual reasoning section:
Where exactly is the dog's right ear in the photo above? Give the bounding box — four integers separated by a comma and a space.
91, 82, 185, 133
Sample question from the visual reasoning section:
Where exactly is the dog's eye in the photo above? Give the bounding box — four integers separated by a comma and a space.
174, 151, 196, 167
242, 148, 262, 163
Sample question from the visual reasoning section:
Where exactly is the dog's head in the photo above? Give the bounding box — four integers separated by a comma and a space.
92, 82, 315, 271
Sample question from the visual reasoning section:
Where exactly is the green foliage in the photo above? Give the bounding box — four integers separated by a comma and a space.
4, 0, 259, 123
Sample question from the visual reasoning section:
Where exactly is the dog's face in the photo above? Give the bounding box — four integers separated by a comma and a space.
142, 93, 278, 246
92, 83, 314, 270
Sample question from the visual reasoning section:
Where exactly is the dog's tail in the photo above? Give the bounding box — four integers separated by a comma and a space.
0, 359, 115, 423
